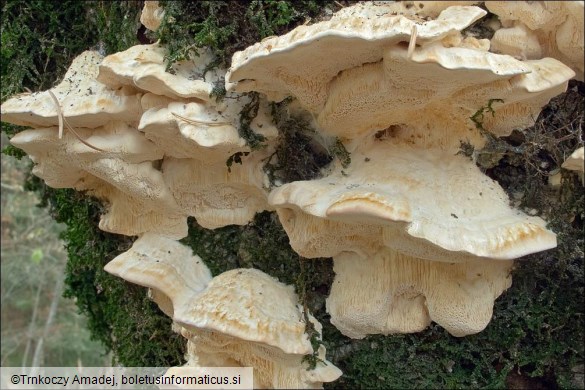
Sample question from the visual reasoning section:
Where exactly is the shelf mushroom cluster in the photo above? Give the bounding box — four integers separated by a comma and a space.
1, 1, 583, 388
104, 234, 341, 388
226, 2, 576, 338
2, 43, 277, 238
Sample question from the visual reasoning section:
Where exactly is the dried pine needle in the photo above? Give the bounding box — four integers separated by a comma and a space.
408, 25, 418, 60
172, 112, 230, 127
48, 90, 65, 139
47, 90, 106, 152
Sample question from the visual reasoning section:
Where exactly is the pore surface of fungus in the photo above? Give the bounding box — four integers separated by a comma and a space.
162, 154, 272, 229
9, 123, 187, 238
327, 248, 513, 338
316, 45, 573, 147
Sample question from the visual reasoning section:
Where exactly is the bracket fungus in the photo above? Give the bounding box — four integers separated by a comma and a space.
97, 43, 220, 101
486, 1, 584, 80
176, 268, 342, 389
562, 147, 585, 184
162, 154, 272, 229
104, 233, 212, 318
1, 1, 582, 385
140, 1, 164, 32
2, 39, 280, 238
316, 46, 573, 148
105, 237, 341, 389
0, 50, 142, 129
229, 1, 573, 337
227, 5, 488, 112
562, 147, 584, 173
269, 141, 557, 262
138, 96, 276, 161
138, 102, 248, 161
8, 123, 187, 238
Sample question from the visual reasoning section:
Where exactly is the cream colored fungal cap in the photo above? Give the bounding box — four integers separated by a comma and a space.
105, 242, 342, 388
227, 4, 486, 112
269, 142, 557, 262
486, 1, 567, 31
316, 43, 574, 149
562, 147, 584, 172
181, 330, 341, 389
104, 233, 211, 318
490, 22, 543, 60
363, 2, 481, 21
162, 154, 271, 229
140, 92, 176, 111
138, 97, 276, 161
140, 1, 164, 32
406, 2, 481, 19
177, 268, 313, 355
10, 124, 187, 238
486, 1, 584, 80
0, 51, 142, 128
326, 249, 513, 338
97, 44, 219, 100
139, 102, 246, 161
9, 122, 162, 181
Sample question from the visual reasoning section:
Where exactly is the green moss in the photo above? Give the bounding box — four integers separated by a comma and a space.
209, 78, 227, 102
0, 0, 140, 104
180, 212, 332, 287
297, 259, 327, 370
470, 98, 505, 134
238, 92, 267, 149
264, 98, 334, 186
86, 1, 142, 55
330, 138, 351, 169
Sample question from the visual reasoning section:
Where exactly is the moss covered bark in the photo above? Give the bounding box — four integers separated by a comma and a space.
1, 1, 583, 388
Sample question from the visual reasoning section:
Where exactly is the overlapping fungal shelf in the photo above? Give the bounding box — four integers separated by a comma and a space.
104, 235, 341, 389
227, 2, 576, 339
1, 1, 582, 388
2, 42, 278, 238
